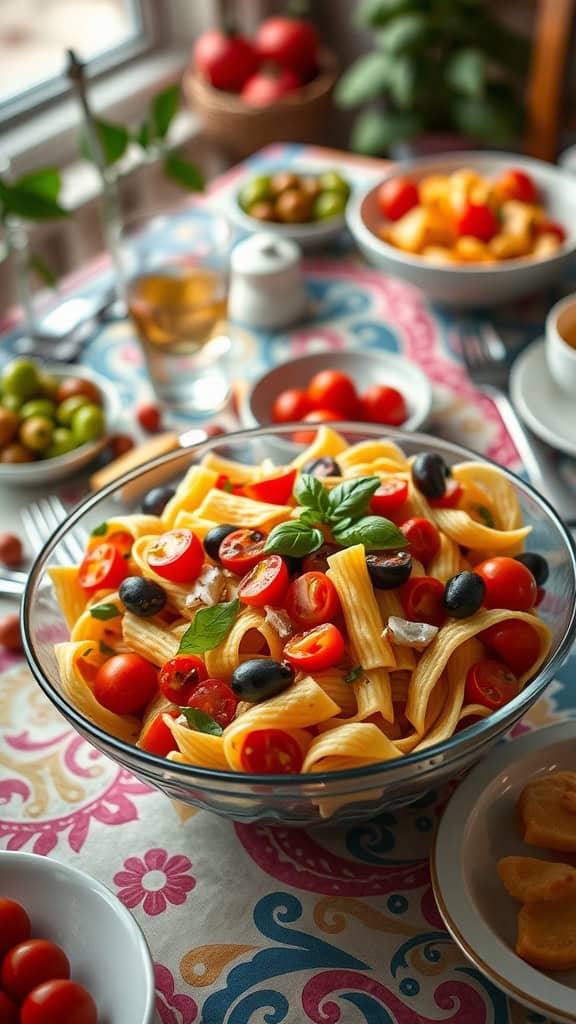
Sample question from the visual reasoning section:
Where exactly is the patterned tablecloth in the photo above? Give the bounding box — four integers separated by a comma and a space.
1, 144, 576, 1024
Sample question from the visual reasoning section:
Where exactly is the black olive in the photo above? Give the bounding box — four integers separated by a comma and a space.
443, 571, 485, 618
231, 658, 294, 703
204, 524, 238, 562
302, 456, 342, 478
302, 542, 340, 573
119, 576, 167, 617
412, 452, 448, 500
141, 486, 176, 516
284, 555, 302, 575
366, 550, 412, 589
514, 552, 549, 587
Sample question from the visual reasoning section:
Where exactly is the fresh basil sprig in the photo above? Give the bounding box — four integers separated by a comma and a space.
178, 707, 223, 736
332, 515, 406, 550
91, 521, 108, 537
264, 521, 324, 558
178, 598, 240, 655
89, 603, 121, 621
326, 476, 381, 521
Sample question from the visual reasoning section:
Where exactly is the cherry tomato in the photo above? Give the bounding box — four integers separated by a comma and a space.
0, 532, 23, 568
136, 402, 162, 433
399, 518, 440, 565
238, 555, 289, 607
377, 177, 419, 221
241, 67, 302, 106
494, 168, 538, 204
186, 678, 239, 728
78, 542, 128, 592
0, 612, 22, 653
159, 655, 207, 704
283, 622, 345, 671
243, 468, 297, 505
401, 576, 446, 627
285, 571, 340, 628
456, 203, 499, 242
255, 16, 319, 76
475, 556, 537, 611
0, 992, 18, 1024
93, 653, 158, 714
480, 619, 540, 675
536, 218, 566, 242
218, 528, 268, 574
107, 433, 135, 458
147, 528, 203, 583
215, 474, 244, 496
465, 658, 519, 709
240, 728, 303, 774
429, 478, 463, 508
55, 377, 101, 407
292, 409, 341, 445
271, 388, 310, 423
193, 29, 258, 92
370, 478, 408, 516
359, 384, 407, 426
87, 530, 133, 558
138, 709, 179, 757
0, 898, 30, 957
307, 370, 358, 418
20, 979, 97, 1024
2, 940, 70, 1002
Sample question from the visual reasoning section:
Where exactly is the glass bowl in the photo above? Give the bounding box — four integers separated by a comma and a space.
22, 425, 576, 826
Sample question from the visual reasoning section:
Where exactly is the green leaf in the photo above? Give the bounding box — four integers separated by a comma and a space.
178, 598, 240, 655
350, 108, 424, 155
376, 13, 430, 54
293, 473, 329, 517
28, 253, 57, 288
452, 89, 523, 144
332, 515, 407, 550
135, 119, 152, 150
264, 521, 324, 558
177, 706, 223, 736
334, 53, 391, 110
1, 184, 67, 221
343, 665, 365, 683
386, 55, 417, 110
13, 168, 61, 201
163, 151, 205, 192
446, 48, 486, 99
151, 83, 180, 140
99, 640, 116, 655
356, 0, 422, 29
91, 522, 108, 537
327, 476, 381, 521
81, 119, 130, 167
89, 603, 121, 621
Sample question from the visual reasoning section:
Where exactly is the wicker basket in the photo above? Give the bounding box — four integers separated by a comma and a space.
183, 50, 338, 160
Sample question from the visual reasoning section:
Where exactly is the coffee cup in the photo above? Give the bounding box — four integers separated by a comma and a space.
545, 293, 576, 396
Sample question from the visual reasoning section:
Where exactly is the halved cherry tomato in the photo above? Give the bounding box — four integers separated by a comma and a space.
292, 408, 341, 445
78, 542, 128, 592
93, 653, 158, 714
243, 468, 297, 505
283, 622, 345, 671
377, 177, 419, 221
399, 517, 440, 565
0, 899, 30, 958
285, 571, 340, 628
429, 478, 463, 508
147, 528, 203, 583
370, 478, 408, 516
536, 218, 566, 242
238, 555, 289, 607
159, 655, 207, 704
240, 729, 303, 774
215, 474, 244, 496
465, 658, 519, 709
186, 678, 238, 728
456, 203, 499, 242
360, 384, 407, 426
475, 556, 537, 611
218, 528, 268, 573
87, 529, 133, 558
272, 388, 310, 423
20, 979, 97, 1024
307, 370, 358, 418
479, 619, 540, 675
138, 709, 179, 757
2, 939, 70, 1002
401, 576, 446, 627
494, 168, 538, 204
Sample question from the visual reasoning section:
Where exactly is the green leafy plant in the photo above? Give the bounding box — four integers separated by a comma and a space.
0, 167, 68, 285
335, 0, 531, 154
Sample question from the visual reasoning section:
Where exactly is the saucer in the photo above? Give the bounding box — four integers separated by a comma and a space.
510, 339, 576, 458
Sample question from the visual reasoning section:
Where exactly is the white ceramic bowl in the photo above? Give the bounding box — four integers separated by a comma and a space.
346, 151, 576, 307
545, 292, 576, 396
0, 850, 156, 1024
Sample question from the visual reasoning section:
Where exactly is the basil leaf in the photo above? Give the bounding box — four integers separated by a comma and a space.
178, 598, 240, 655
294, 473, 330, 517
332, 515, 408, 550
99, 640, 116, 655
91, 521, 108, 537
327, 476, 381, 521
298, 507, 320, 527
343, 665, 364, 683
89, 603, 121, 621
177, 707, 223, 736
264, 521, 324, 557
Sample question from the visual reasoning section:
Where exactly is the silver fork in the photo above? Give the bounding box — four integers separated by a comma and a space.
1, 496, 88, 599
460, 323, 576, 526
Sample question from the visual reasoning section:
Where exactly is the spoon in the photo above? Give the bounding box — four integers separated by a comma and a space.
14, 288, 125, 363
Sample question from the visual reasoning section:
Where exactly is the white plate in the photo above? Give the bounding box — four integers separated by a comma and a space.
510, 339, 576, 458
432, 722, 576, 1023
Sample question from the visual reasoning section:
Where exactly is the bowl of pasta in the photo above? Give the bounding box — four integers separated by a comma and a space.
346, 152, 576, 307
21, 423, 576, 826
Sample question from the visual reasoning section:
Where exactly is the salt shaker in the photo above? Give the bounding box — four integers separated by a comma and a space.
228, 232, 308, 330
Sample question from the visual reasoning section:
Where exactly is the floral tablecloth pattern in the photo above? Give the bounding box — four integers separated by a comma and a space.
1, 144, 575, 1024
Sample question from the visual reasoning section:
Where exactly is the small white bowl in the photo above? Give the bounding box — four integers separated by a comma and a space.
545, 293, 576, 397
346, 151, 576, 307
0, 850, 156, 1024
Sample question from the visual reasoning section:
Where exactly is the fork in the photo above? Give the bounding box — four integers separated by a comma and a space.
0, 496, 87, 598
460, 323, 576, 526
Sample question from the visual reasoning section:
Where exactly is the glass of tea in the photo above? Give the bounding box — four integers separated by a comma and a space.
119, 205, 233, 413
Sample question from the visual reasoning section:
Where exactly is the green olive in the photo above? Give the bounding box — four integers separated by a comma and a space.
1, 358, 40, 400
312, 190, 348, 221
19, 415, 54, 452
44, 427, 76, 459
317, 171, 350, 198
71, 403, 105, 444
275, 188, 313, 223
38, 371, 60, 399
0, 407, 19, 446
239, 176, 272, 211
1, 393, 22, 415
20, 399, 57, 421
57, 394, 90, 426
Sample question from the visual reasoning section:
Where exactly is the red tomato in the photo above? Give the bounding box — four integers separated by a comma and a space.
159, 655, 207, 704
243, 468, 297, 505
20, 979, 97, 1024
456, 203, 499, 242
494, 169, 538, 204
107, 433, 135, 458
0, 899, 30, 958
215, 474, 244, 496
147, 528, 203, 583
465, 659, 519, 709
186, 678, 239, 728
285, 571, 340, 628
138, 709, 179, 757
377, 177, 419, 221
307, 370, 359, 418
241, 67, 302, 105
475, 556, 537, 611
78, 542, 128, 592
399, 518, 440, 565
283, 622, 345, 671
94, 653, 158, 714
136, 402, 162, 433
238, 555, 289, 607
429, 478, 463, 508
370, 478, 409, 516
480, 620, 540, 675
271, 388, 310, 423
240, 728, 303, 774
87, 530, 133, 558
218, 528, 268, 573
2, 940, 70, 1002
193, 30, 258, 92
292, 409, 341, 445
255, 16, 319, 76
401, 576, 446, 627
0, 992, 18, 1024
359, 384, 407, 426
55, 377, 101, 407
536, 218, 566, 242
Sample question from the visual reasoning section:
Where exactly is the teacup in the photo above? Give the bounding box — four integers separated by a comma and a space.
545, 293, 576, 396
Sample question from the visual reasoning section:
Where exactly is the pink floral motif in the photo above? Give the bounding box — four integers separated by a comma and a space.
154, 963, 197, 1024
114, 848, 195, 916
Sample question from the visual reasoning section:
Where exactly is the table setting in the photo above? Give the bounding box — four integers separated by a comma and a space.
2, 142, 576, 1024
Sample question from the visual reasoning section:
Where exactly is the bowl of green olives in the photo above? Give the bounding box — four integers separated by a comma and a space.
0, 359, 120, 485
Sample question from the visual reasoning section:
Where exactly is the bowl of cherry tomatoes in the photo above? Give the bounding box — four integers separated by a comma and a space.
346, 152, 576, 307
0, 850, 155, 1024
